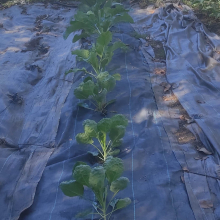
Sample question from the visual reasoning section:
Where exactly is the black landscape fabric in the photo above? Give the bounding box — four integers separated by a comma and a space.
0, 2, 220, 220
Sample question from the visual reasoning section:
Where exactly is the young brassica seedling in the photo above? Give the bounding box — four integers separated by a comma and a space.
60, 156, 131, 220
76, 114, 128, 161
70, 31, 126, 75
74, 72, 120, 114
64, 0, 134, 42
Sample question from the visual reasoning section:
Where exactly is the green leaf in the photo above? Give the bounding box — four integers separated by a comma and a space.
73, 161, 87, 173
111, 114, 128, 128
97, 72, 116, 91
89, 166, 105, 205
96, 31, 112, 56
83, 119, 97, 138
88, 51, 99, 73
110, 177, 129, 193
116, 198, 131, 210
63, 21, 85, 39
109, 148, 120, 156
113, 13, 134, 25
97, 118, 111, 133
112, 73, 121, 81
93, 88, 107, 104
74, 80, 95, 99
73, 165, 91, 187
104, 156, 124, 183
109, 125, 126, 142
60, 180, 84, 197
111, 139, 123, 148
76, 133, 93, 144
72, 49, 90, 59
73, 32, 89, 43
83, 76, 93, 82
87, 11, 94, 15
75, 209, 93, 218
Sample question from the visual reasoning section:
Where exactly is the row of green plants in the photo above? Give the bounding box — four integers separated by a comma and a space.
184, 0, 220, 18
60, 1, 134, 219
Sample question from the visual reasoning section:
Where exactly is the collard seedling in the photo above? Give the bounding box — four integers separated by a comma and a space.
60, 156, 131, 220
64, 0, 134, 42
76, 114, 128, 161
70, 31, 127, 75
74, 72, 120, 114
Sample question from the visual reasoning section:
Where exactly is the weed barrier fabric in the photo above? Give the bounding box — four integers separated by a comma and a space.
1, 2, 220, 220
130, 3, 220, 220
0, 4, 79, 220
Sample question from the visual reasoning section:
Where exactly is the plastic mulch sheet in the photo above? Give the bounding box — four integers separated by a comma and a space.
1, 2, 220, 220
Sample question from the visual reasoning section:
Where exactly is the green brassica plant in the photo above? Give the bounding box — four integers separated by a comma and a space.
76, 114, 128, 161
60, 156, 131, 220
74, 72, 120, 114
67, 31, 125, 113
64, 0, 134, 42
184, 0, 220, 18
70, 31, 126, 75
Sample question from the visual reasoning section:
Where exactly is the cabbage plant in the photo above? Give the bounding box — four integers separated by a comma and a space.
76, 114, 128, 161
71, 31, 126, 75
74, 72, 120, 114
64, 0, 134, 42
60, 156, 131, 220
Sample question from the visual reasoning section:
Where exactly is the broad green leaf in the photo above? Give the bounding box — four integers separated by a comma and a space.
97, 118, 111, 133
111, 114, 128, 128
73, 161, 87, 174
60, 180, 84, 197
110, 177, 129, 193
73, 165, 91, 187
87, 11, 94, 15
96, 31, 112, 56
100, 58, 109, 70
111, 139, 123, 148
74, 80, 95, 99
104, 156, 124, 183
75, 209, 93, 218
102, 20, 112, 32
109, 125, 126, 142
116, 198, 131, 210
112, 13, 134, 25
72, 49, 90, 59
83, 76, 93, 82
89, 166, 105, 205
76, 133, 93, 144
111, 41, 127, 52
93, 88, 107, 104
97, 72, 116, 91
73, 32, 89, 43
112, 73, 121, 81
83, 119, 97, 137
109, 148, 120, 156
88, 52, 99, 73
63, 21, 84, 39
